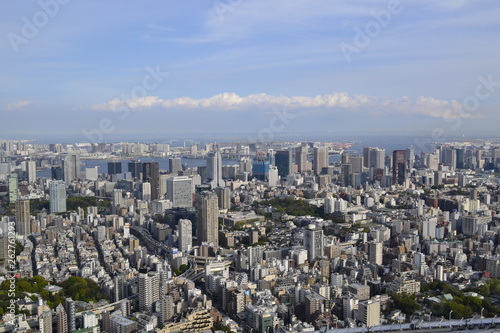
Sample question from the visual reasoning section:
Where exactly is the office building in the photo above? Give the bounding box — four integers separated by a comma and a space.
167, 176, 193, 208
127, 161, 142, 178
206, 151, 225, 188
275, 150, 292, 179
196, 191, 219, 246
108, 161, 122, 175
62, 154, 81, 184
215, 186, 231, 210
142, 162, 160, 200
25, 160, 37, 183
178, 219, 192, 253
8, 173, 18, 203
392, 150, 407, 185
368, 242, 382, 266
50, 180, 67, 213
313, 146, 327, 175
296, 144, 308, 173
169, 157, 181, 175
304, 224, 324, 262
15, 199, 30, 236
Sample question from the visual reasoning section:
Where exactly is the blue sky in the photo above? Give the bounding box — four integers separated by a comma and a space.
1, 0, 499, 142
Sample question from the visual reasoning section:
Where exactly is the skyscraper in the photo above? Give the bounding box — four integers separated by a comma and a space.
206, 151, 225, 188
296, 144, 308, 173
178, 219, 192, 253
313, 146, 327, 175
108, 161, 122, 175
66, 297, 76, 332
26, 161, 37, 183
304, 224, 323, 262
56, 304, 67, 333
392, 150, 407, 185
169, 157, 182, 175
368, 241, 382, 265
49, 180, 67, 213
127, 160, 142, 178
167, 176, 193, 208
196, 191, 219, 246
142, 162, 160, 200
62, 154, 81, 184
8, 173, 18, 204
138, 271, 160, 312
275, 150, 292, 179
15, 199, 30, 236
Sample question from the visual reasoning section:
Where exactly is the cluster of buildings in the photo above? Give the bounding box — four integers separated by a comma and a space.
0, 138, 500, 332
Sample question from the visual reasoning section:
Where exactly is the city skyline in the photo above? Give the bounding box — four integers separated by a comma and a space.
1, 1, 499, 139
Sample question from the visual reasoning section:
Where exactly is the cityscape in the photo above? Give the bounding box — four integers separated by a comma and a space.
1, 1, 500, 333
0, 138, 500, 333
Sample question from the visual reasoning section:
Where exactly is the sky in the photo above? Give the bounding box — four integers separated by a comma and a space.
1, 0, 499, 143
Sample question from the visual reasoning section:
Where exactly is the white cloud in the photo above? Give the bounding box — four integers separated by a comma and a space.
90, 92, 478, 119
7, 100, 32, 111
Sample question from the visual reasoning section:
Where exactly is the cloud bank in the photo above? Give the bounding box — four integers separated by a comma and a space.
7, 100, 32, 111
91, 92, 476, 119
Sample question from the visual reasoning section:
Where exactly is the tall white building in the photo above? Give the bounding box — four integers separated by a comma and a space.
139, 271, 160, 312
304, 224, 324, 262
358, 300, 381, 327
26, 160, 37, 183
49, 180, 66, 213
422, 219, 437, 239
141, 182, 151, 202
167, 176, 193, 208
368, 242, 382, 266
178, 219, 192, 253
414, 252, 426, 275
206, 151, 225, 188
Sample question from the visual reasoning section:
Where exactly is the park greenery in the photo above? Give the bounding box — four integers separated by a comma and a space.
0, 275, 108, 315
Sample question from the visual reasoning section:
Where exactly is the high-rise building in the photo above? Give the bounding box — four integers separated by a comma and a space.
415, 252, 426, 276
127, 160, 142, 178
196, 191, 219, 246
82, 311, 98, 328
313, 146, 327, 175
66, 297, 76, 332
167, 176, 193, 208
296, 144, 308, 173
206, 152, 225, 188
39, 310, 53, 333
142, 162, 160, 200
350, 156, 364, 173
49, 180, 66, 213
51, 166, 63, 181
178, 219, 192, 253
15, 199, 30, 236
56, 304, 67, 333
108, 161, 122, 175
392, 150, 407, 185
275, 150, 292, 179
62, 154, 81, 184
169, 157, 182, 175
341, 163, 352, 187
304, 224, 324, 262
141, 182, 151, 202
138, 271, 160, 312
215, 187, 231, 210
8, 173, 18, 204
368, 242, 382, 265
358, 300, 381, 327
26, 161, 37, 183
